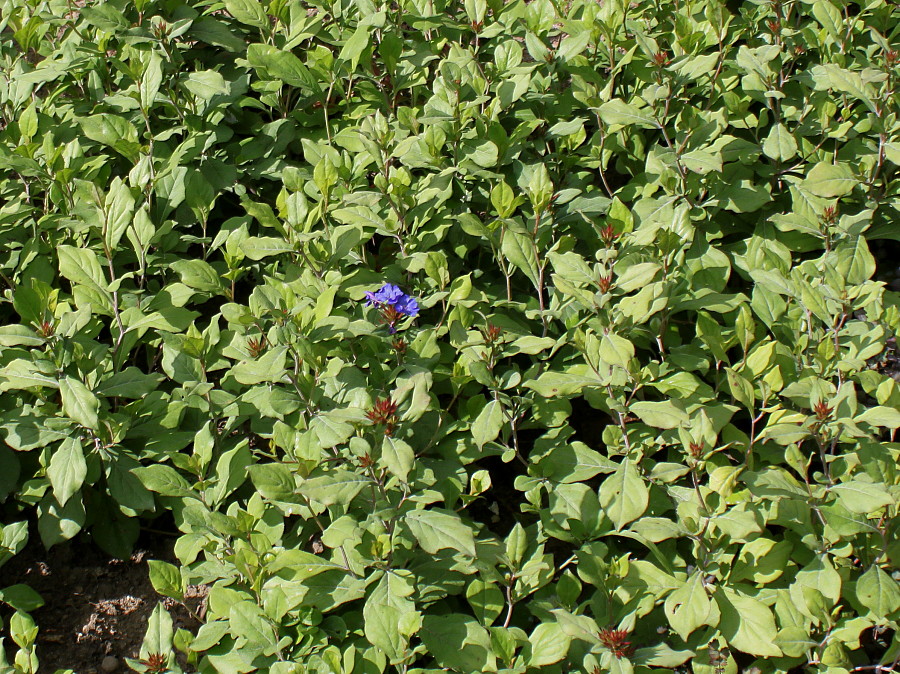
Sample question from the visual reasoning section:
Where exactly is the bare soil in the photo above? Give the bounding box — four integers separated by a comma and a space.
1, 534, 207, 674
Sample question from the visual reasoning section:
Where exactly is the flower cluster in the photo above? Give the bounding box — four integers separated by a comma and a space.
597, 628, 634, 659
366, 398, 399, 436
365, 283, 419, 333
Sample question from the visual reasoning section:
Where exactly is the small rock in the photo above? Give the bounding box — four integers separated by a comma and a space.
101, 656, 119, 672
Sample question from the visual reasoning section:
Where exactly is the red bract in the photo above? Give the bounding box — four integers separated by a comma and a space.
813, 400, 833, 420
600, 224, 618, 246
689, 442, 704, 459
137, 652, 168, 674
391, 336, 408, 354
367, 398, 399, 436
481, 323, 503, 344
247, 335, 266, 358
380, 305, 405, 334
598, 628, 634, 659
598, 274, 614, 293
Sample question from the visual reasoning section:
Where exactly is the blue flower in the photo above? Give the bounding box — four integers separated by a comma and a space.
365, 283, 419, 331
365, 283, 405, 307
393, 294, 419, 317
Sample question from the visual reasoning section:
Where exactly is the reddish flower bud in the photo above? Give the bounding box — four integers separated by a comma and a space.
689, 442, 704, 459
813, 400, 833, 420
137, 653, 169, 674
481, 323, 503, 344
600, 224, 619, 246
598, 628, 635, 659
37, 320, 54, 338
598, 274, 614, 293
247, 335, 267, 358
391, 336, 408, 354
367, 398, 399, 436
652, 51, 670, 67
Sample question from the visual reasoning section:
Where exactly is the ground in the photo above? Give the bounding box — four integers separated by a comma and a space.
2, 533, 207, 674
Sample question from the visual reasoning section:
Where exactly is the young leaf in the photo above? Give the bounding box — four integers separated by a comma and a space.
46, 437, 87, 507
59, 377, 100, 430
599, 459, 649, 530
405, 509, 476, 557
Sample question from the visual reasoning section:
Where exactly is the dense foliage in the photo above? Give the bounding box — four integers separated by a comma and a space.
1, 0, 900, 672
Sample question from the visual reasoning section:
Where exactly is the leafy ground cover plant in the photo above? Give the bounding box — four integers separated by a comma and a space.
1, 0, 900, 672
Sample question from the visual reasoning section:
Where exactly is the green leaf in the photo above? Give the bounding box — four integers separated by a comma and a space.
803, 162, 857, 197
364, 573, 419, 664
795, 555, 843, 606
599, 333, 635, 369
633, 643, 694, 667
240, 236, 294, 260
0, 359, 59, 391
230, 600, 275, 650
189, 17, 246, 51
420, 614, 497, 673
381, 436, 414, 483
472, 399, 504, 448
466, 579, 505, 627
0, 325, 43, 347
405, 508, 476, 557
715, 588, 782, 657
830, 481, 893, 514
170, 259, 224, 293
47, 437, 87, 507
597, 99, 658, 129
524, 369, 599, 397
223, 0, 269, 28
664, 572, 714, 641
681, 149, 722, 175
37, 493, 85, 547
206, 439, 251, 507
78, 115, 140, 162
246, 44, 320, 93
297, 573, 366, 617
266, 549, 343, 579
0, 585, 44, 612
300, 470, 368, 506
148, 560, 184, 602
762, 123, 798, 161
528, 622, 571, 667
230, 346, 288, 385
183, 70, 229, 101
96, 368, 163, 398
19, 103, 38, 140
501, 227, 539, 289
811, 64, 877, 112
140, 52, 164, 109
812, 0, 842, 37
599, 459, 649, 530
249, 463, 297, 501
630, 400, 688, 429
338, 25, 371, 71
855, 566, 900, 620
134, 465, 195, 499
59, 377, 100, 430
57, 245, 109, 296
103, 178, 136, 251
857, 406, 900, 428
526, 163, 554, 212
